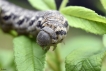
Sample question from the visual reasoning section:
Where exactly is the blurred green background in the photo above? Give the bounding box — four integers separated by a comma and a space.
0, 0, 106, 71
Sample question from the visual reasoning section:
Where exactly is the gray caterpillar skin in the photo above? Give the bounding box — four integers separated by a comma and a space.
0, 0, 69, 50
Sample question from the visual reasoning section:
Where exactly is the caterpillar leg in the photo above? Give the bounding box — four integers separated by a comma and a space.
0, 23, 12, 33
53, 45, 57, 51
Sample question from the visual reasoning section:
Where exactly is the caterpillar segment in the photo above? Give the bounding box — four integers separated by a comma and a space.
0, 0, 69, 50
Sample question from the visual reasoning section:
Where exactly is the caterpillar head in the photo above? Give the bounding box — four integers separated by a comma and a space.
36, 27, 57, 50
31, 11, 69, 50
37, 31, 51, 48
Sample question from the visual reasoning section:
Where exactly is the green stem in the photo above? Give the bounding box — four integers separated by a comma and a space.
59, 0, 68, 11
47, 45, 62, 71
47, 60, 58, 71
54, 45, 62, 71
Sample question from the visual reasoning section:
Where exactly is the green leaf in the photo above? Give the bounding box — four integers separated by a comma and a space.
28, 0, 56, 10
43, 0, 56, 10
13, 36, 46, 71
101, 0, 106, 9
61, 6, 106, 23
60, 6, 106, 34
65, 47, 106, 71
60, 35, 104, 71
64, 15, 106, 34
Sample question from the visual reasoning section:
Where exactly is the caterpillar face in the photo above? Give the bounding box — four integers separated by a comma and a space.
0, 0, 69, 50
37, 31, 51, 47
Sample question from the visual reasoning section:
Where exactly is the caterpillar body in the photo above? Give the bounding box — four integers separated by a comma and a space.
0, 0, 69, 50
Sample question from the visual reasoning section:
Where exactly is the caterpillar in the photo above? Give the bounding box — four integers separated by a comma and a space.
0, 0, 69, 50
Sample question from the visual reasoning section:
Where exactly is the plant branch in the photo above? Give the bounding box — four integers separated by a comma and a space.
54, 45, 62, 71
47, 59, 59, 71
59, 0, 69, 11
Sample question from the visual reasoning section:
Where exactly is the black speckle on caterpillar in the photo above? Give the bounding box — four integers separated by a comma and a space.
0, 0, 69, 50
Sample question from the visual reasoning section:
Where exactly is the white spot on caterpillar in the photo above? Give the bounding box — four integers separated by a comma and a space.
52, 39, 57, 43
31, 17, 36, 20
38, 17, 43, 20
19, 16, 24, 20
